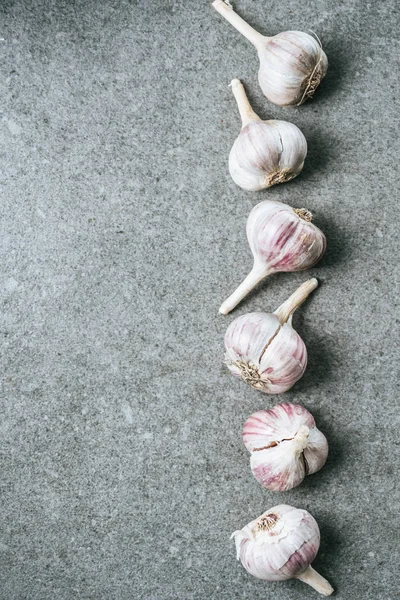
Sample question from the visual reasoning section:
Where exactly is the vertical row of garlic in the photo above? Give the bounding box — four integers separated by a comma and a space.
209, 2, 336, 596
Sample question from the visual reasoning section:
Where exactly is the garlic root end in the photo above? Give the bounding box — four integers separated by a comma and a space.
295, 565, 334, 596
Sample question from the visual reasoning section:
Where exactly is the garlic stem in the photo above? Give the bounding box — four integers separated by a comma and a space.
293, 425, 310, 453
295, 565, 334, 596
273, 278, 318, 325
212, 0, 266, 48
230, 79, 261, 127
219, 265, 268, 315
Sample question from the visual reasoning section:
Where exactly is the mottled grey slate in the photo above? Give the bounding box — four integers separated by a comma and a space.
0, 0, 399, 598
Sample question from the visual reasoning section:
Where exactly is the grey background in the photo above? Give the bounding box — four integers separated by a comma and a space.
0, 0, 399, 598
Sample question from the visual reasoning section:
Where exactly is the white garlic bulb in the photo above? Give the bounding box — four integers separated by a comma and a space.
219, 200, 326, 315
213, 0, 328, 107
228, 79, 307, 191
243, 403, 328, 490
232, 505, 334, 595
224, 278, 317, 393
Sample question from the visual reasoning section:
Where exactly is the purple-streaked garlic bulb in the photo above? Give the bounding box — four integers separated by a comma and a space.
224, 278, 317, 393
243, 403, 328, 491
232, 505, 333, 595
228, 79, 307, 191
219, 200, 326, 315
212, 0, 328, 107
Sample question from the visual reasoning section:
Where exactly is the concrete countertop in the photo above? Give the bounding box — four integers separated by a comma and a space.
0, 1, 398, 598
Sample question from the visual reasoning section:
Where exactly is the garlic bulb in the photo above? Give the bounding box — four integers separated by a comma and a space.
224, 278, 317, 393
228, 79, 307, 191
219, 200, 326, 315
212, 0, 328, 107
232, 505, 334, 595
243, 403, 328, 490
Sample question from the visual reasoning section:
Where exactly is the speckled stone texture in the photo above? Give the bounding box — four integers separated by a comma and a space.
0, 0, 399, 598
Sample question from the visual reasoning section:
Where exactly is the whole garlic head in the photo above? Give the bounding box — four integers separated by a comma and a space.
219, 200, 326, 315
228, 79, 307, 191
243, 403, 328, 491
232, 505, 333, 595
224, 278, 317, 393
213, 1, 328, 107
257, 31, 328, 107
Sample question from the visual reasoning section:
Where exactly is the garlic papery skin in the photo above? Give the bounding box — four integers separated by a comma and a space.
232, 505, 334, 595
224, 278, 317, 393
212, 1, 328, 107
228, 79, 307, 191
243, 403, 328, 490
219, 200, 326, 315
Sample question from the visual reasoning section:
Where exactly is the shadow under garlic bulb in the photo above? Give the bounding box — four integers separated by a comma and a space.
232, 505, 334, 595
243, 403, 328, 491
224, 279, 318, 393
213, 0, 328, 107
219, 200, 326, 315
228, 79, 307, 191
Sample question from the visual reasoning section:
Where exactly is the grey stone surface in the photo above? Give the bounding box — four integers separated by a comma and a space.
0, 0, 399, 598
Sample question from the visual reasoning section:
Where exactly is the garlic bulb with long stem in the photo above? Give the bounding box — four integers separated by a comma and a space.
243, 403, 328, 490
228, 79, 307, 191
219, 200, 326, 315
232, 505, 334, 595
212, 0, 328, 107
224, 278, 317, 393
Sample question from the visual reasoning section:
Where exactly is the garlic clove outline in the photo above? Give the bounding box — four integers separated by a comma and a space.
232, 505, 334, 595
224, 278, 318, 393
212, 0, 328, 107
228, 79, 307, 191
219, 200, 326, 315
243, 403, 328, 491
